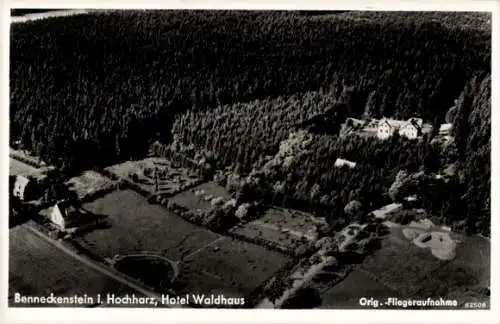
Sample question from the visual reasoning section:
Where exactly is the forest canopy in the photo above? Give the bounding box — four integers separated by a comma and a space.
10, 10, 491, 235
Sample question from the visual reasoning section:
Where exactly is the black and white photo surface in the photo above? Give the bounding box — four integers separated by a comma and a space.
6, 7, 493, 313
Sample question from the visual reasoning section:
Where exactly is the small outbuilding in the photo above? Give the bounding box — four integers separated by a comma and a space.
50, 200, 83, 230
370, 203, 403, 220
334, 158, 357, 169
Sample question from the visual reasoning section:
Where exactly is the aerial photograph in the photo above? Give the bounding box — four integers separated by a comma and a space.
8, 9, 491, 309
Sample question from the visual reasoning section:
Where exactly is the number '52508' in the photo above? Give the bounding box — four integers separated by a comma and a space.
464, 302, 487, 309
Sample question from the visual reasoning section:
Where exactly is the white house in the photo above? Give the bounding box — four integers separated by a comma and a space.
404, 195, 419, 202
12, 175, 36, 201
439, 123, 453, 136
377, 118, 425, 140
377, 118, 396, 140
334, 158, 356, 169
398, 118, 423, 140
50, 200, 81, 230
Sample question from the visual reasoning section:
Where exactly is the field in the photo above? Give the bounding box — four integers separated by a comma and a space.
182, 237, 292, 297
77, 189, 291, 298
168, 181, 232, 211
105, 157, 202, 196
78, 189, 220, 260
230, 207, 319, 252
319, 270, 398, 309
9, 225, 143, 307
414, 235, 490, 299
353, 225, 490, 300
66, 171, 117, 199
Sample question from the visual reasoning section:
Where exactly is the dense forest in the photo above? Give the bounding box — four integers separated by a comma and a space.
10, 11, 491, 235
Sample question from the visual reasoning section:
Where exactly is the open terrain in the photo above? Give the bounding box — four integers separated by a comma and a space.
76, 189, 291, 299
354, 225, 489, 302
9, 224, 143, 307
319, 270, 398, 309
78, 189, 220, 260
182, 237, 291, 297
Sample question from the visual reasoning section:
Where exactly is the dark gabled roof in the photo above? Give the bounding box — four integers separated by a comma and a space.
379, 119, 393, 129
408, 118, 423, 131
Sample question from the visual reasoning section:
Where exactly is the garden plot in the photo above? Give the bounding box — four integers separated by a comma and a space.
230, 207, 322, 252
168, 181, 232, 211
66, 171, 117, 200
105, 157, 202, 196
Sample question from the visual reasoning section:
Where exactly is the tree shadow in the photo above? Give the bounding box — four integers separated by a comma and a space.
9, 211, 31, 228
9, 197, 39, 228
281, 286, 323, 309
70, 209, 111, 237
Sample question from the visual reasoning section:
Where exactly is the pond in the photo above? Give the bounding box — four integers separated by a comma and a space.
114, 255, 178, 293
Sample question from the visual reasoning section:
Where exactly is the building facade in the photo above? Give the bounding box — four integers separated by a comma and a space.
377, 119, 395, 140
12, 175, 37, 201
377, 118, 424, 140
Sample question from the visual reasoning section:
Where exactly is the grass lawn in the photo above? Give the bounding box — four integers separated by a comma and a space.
168, 181, 232, 211
173, 263, 244, 302
9, 225, 142, 307
182, 237, 292, 297
356, 225, 490, 300
358, 226, 448, 296
413, 235, 490, 298
448, 235, 490, 287
319, 270, 398, 309
78, 189, 221, 261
